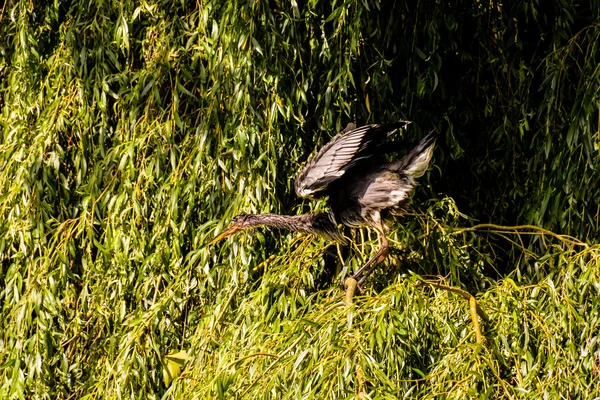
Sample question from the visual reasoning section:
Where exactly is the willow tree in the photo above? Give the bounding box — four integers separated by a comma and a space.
1, 0, 599, 398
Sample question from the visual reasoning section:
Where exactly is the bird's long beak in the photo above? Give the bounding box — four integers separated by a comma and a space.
208, 225, 241, 246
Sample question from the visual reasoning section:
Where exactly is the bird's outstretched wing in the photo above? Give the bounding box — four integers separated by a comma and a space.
389, 130, 438, 177
294, 122, 410, 198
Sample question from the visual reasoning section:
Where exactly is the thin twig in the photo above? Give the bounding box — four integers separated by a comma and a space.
420, 280, 490, 323
454, 223, 588, 248
228, 352, 281, 369
239, 334, 305, 397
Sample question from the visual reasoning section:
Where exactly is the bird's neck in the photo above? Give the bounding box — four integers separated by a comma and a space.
243, 213, 344, 242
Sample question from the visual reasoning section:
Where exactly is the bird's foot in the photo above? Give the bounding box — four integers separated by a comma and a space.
341, 274, 364, 293
346, 275, 366, 292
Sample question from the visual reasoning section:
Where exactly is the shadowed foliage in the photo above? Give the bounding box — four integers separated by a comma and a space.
1, 0, 599, 398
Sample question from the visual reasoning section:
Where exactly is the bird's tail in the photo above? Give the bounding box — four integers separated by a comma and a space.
389, 130, 438, 178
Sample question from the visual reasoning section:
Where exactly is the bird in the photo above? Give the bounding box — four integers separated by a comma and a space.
209, 122, 437, 288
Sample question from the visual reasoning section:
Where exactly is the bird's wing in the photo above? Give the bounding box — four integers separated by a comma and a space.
389, 130, 438, 177
294, 122, 410, 198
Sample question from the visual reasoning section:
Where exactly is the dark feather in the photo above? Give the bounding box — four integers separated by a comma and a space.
389, 130, 438, 177
294, 122, 410, 198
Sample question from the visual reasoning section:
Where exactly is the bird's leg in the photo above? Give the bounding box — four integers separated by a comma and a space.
350, 226, 389, 286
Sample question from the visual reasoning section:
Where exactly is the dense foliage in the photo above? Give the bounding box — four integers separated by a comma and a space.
1, 0, 599, 398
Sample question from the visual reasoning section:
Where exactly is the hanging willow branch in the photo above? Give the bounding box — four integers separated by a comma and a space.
453, 224, 589, 249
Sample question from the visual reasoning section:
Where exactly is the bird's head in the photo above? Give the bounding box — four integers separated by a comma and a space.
230, 213, 254, 227
208, 214, 252, 245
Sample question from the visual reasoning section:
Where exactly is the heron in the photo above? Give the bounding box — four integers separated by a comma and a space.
209, 122, 437, 288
